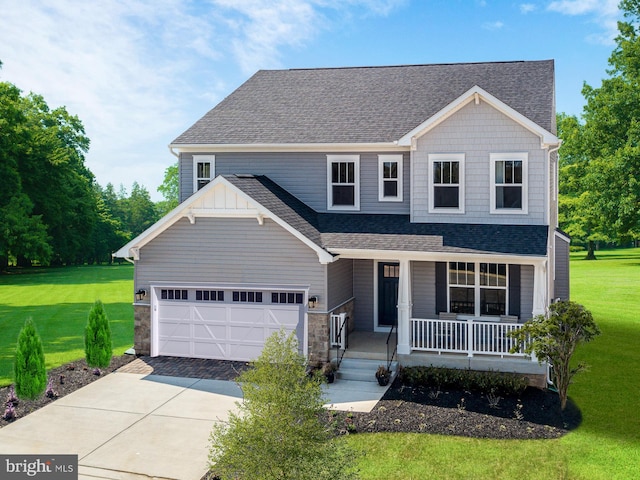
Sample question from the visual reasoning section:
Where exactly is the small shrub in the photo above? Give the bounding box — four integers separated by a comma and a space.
2, 402, 16, 421
85, 300, 113, 368
14, 318, 47, 400
6, 385, 18, 406
45, 378, 58, 399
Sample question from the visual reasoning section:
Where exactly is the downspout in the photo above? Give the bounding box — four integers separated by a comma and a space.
545, 142, 562, 309
168, 145, 179, 158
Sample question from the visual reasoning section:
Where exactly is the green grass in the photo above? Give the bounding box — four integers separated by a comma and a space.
0, 264, 134, 386
346, 248, 640, 479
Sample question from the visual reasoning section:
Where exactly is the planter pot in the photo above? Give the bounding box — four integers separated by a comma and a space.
376, 376, 389, 386
326, 372, 335, 384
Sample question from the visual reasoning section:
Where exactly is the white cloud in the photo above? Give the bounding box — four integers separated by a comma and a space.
0, 0, 402, 199
520, 3, 536, 14
547, 0, 621, 45
482, 20, 505, 30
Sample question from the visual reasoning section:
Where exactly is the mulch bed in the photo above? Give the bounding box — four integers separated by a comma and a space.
2, 355, 580, 441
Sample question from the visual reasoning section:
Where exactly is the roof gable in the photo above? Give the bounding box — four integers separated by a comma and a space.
171, 60, 556, 147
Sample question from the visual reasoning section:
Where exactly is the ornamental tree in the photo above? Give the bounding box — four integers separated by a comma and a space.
509, 300, 600, 410
14, 318, 47, 400
84, 300, 113, 368
209, 329, 359, 480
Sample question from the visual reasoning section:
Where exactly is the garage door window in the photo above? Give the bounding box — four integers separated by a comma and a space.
272, 292, 304, 304
233, 291, 263, 302
196, 290, 224, 301
161, 289, 188, 300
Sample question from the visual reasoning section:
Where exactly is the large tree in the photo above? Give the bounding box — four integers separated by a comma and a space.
577, 0, 640, 244
156, 162, 179, 216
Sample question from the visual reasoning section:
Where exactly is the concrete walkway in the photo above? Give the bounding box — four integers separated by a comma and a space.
0, 371, 389, 480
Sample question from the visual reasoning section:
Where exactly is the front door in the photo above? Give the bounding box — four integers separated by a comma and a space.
378, 262, 399, 327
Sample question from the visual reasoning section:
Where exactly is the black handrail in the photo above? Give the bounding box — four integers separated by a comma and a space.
386, 320, 398, 372
335, 315, 349, 369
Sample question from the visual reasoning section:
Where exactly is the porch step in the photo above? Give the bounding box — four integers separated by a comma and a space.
333, 357, 398, 383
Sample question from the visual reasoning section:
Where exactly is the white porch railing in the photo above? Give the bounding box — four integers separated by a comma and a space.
411, 318, 529, 358
330, 313, 347, 349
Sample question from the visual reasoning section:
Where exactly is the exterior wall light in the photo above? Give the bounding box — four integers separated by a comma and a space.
135, 289, 147, 302
308, 295, 319, 309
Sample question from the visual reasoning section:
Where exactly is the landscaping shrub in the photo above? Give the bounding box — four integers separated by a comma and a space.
13, 318, 47, 400
399, 366, 528, 397
84, 300, 113, 368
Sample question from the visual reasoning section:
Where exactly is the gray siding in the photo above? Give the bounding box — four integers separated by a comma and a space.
136, 217, 327, 308
411, 261, 436, 318
353, 259, 374, 330
179, 151, 410, 214
412, 101, 548, 225
327, 258, 354, 309
554, 234, 570, 300
520, 265, 535, 321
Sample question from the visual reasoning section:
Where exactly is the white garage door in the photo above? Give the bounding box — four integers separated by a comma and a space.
155, 301, 301, 361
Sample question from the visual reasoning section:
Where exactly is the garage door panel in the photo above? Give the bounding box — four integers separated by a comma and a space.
156, 296, 301, 361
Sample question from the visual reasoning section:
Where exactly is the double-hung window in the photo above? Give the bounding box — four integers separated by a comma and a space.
490, 153, 527, 213
193, 155, 215, 192
448, 262, 507, 316
429, 153, 464, 213
378, 154, 403, 202
327, 155, 360, 210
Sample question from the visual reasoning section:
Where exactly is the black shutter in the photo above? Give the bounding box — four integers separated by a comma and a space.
509, 264, 521, 317
435, 262, 447, 314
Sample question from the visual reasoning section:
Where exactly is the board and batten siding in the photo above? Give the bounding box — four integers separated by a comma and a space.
135, 217, 327, 308
179, 151, 410, 214
412, 100, 548, 225
353, 259, 374, 331
327, 258, 354, 310
554, 234, 570, 301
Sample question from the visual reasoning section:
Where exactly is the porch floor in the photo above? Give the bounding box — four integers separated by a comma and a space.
343, 331, 396, 361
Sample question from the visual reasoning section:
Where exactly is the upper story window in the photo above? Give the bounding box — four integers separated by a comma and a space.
327, 155, 360, 211
428, 153, 465, 213
378, 154, 403, 202
490, 153, 528, 214
193, 155, 215, 192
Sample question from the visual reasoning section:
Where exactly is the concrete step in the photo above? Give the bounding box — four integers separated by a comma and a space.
332, 357, 398, 383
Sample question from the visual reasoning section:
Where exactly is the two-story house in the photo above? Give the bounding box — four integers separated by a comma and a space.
115, 60, 567, 386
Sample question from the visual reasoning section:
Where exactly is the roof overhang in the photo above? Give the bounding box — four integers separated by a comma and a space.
113, 176, 335, 264
397, 85, 560, 149
328, 247, 547, 264
169, 142, 405, 154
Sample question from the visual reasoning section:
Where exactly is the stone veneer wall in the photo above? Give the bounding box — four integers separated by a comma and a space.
307, 298, 355, 366
134, 304, 151, 356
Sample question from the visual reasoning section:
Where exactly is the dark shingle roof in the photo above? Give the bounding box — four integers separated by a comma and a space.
172, 60, 555, 145
224, 175, 548, 257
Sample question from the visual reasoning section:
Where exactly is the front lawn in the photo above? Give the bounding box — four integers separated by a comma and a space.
0, 264, 134, 386
347, 248, 640, 479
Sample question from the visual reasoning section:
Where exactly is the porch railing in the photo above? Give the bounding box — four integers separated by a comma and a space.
330, 313, 348, 368
411, 318, 529, 358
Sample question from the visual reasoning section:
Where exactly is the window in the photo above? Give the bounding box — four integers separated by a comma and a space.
160, 289, 188, 300
195, 290, 224, 301
232, 291, 263, 303
327, 155, 360, 210
193, 155, 215, 192
448, 262, 507, 316
490, 153, 528, 213
429, 154, 464, 213
378, 154, 403, 202
271, 292, 304, 304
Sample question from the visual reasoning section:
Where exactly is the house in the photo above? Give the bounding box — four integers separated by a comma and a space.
115, 60, 567, 386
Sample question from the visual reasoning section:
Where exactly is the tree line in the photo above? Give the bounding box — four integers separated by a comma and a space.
0, 61, 178, 268
558, 0, 640, 258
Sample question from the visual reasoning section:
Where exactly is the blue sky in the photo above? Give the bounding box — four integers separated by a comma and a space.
0, 0, 622, 200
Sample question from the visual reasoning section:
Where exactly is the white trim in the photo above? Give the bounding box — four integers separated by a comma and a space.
428, 153, 465, 214
170, 142, 404, 154
490, 152, 528, 214
398, 85, 559, 148
330, 248, 545, 264
378, 154, 403, 202
373, 259, 400, 332
327, 155, 360, 211
192, 155, 215, 193
114, 176, 335, 264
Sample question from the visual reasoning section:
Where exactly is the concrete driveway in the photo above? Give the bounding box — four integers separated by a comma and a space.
0, 370, 388, 479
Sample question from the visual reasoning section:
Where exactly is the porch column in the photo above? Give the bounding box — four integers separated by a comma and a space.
532, 260, 548, 317
397, 258, 412, 355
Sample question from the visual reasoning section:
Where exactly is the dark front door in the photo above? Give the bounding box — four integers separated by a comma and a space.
378, 262, 399, 327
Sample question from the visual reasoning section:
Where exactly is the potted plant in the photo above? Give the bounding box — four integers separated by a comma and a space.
323, 362, 338, 383
375, 365, 391, 386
